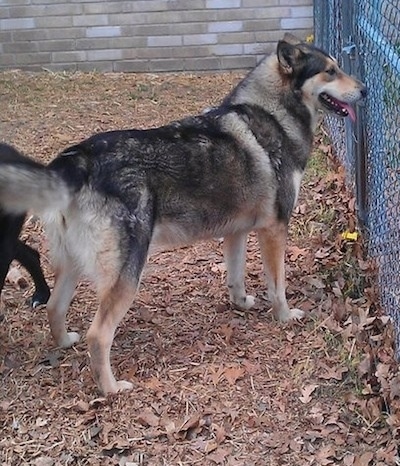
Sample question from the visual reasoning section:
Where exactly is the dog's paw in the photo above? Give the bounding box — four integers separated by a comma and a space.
116, 380, 134, 392
232, 295, 255, 310
59, 331, 80, 348
31, 288, 51, 309
99, 379, 133, 395
278, 308, 305, 322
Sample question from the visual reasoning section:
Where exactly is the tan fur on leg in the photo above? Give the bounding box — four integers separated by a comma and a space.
257, 224, 304, 321
86, 277, 137, 394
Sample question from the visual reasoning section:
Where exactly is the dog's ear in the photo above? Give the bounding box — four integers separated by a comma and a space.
277, 40, 305, 74
282, 33, 302, 46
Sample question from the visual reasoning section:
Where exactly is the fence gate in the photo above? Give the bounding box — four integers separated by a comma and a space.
314, 0, 400, 357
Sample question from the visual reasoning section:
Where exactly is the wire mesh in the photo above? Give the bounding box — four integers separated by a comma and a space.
314, 0, 400, 357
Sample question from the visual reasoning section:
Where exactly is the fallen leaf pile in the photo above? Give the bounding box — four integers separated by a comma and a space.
0, 71, 398, 465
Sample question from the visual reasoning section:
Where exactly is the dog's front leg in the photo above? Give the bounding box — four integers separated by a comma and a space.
257, 224, 304, 321
223, 232, 255, 310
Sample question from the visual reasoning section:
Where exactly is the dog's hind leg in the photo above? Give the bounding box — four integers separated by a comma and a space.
46, 259, 80, 348
223, 232, 255, 310
86, 276, 138, 394
14, 240, 50, 307
257, 224, 304, 322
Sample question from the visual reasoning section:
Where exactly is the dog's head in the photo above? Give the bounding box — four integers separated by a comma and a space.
277, 34, 366, 121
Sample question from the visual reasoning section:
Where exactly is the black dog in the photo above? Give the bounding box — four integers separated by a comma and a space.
0, 144, 50, 308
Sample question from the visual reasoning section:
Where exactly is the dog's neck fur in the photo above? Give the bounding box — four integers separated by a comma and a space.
225, 54, 318, 147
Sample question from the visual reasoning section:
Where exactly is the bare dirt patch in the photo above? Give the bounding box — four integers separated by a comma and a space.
0, 71, 399, 465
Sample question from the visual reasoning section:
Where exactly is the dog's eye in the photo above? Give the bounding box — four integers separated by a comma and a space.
326, 67, 336, 76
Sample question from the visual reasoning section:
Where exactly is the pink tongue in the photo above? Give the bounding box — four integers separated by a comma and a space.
341, 102, 356, 122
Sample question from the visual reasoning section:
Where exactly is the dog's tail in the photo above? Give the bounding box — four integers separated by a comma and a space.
0, 143, 71, 215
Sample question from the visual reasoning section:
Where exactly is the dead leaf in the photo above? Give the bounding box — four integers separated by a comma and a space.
74, 400, 89, 413
0, 400, 12, 411
354, 451, 374, 466
343, 453, 355, 465
319, 366, 348, 381
213, 423, 227, 444
223, 365, 246, 385
137, 409, 159, 427
178, 413, 201, 434
219, 323, 234, 344
299, 384, 319, 404
36, 417, 48, 427
33, 458, 54, 466
207, 447, 231, 464
316, 444, 336, 465
287, 245, 308, 261
208, 365, 225, 387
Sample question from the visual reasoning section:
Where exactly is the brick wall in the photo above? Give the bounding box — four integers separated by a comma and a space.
0, 0, 313, 72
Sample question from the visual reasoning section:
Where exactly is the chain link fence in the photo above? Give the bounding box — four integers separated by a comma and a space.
314, 0, 400, 357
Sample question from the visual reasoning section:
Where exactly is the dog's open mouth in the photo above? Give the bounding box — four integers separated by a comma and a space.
319, 93, 356, 122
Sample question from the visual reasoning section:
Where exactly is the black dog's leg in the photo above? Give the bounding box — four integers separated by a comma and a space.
0, 235, 15, 297
0, 213, 24, 297
14, 240, 50, 307
0, 211, 50, 308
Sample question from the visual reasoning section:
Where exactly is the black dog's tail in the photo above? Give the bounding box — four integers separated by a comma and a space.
0, 143, 71, 215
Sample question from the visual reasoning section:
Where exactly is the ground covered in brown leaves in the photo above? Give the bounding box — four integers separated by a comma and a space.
0, 71, 399, 466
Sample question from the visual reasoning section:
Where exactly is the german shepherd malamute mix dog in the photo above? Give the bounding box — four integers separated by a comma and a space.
0, 35, 366, 394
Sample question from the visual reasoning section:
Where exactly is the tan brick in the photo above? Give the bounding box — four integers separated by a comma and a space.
183, 57, 221, 71
39, 40, 75, 52
280, 0, 312, 5
254, 30, 291, 43
86, 49, 123, 61
9, 3, 82, 17
113, 60, 150, 73
147, 35, 183, 47
167, 0, 206, 10
1, 17, 35, 30
16, 52, 51, 65
77, 61, 114, 72
148, 58, 185, 72
34, 16, 73, 28
281, 17, 313, 29
3, 41, 38, 53
218, 32, 255, 44
123, 45, 211, 60
183, 34, 217, 46
212, 44, 243, 56
0, 31, 13, 43
51, 50, 86, 63
2, 0, 30, 5
123, 23, 207, 36
73, 15, 109, 27
220, 55, 257, 70
0, 53, 16, 68
244, 19, 281, 32
217, 6, 291, 21
242, 0, 278, 5
0, 7, 10, 19
76, 36, 147, 51
12, 29, 48, 41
